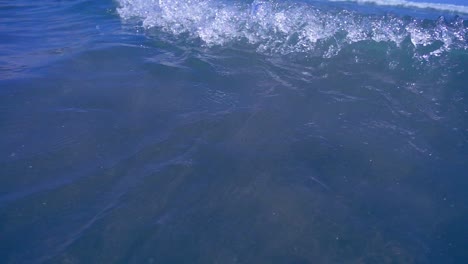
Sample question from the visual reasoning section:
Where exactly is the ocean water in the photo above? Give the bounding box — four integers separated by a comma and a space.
1, 0, 467, 263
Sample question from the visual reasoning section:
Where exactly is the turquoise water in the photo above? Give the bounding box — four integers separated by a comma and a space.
1, 0, 468, 263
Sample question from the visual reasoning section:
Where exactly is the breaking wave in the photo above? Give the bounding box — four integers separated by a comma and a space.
117, 0, 467, 59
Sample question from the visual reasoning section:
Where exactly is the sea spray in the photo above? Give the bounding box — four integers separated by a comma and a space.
117, 0, 467, 59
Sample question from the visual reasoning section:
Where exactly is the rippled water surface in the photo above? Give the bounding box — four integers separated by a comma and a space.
1, 0, 468, 263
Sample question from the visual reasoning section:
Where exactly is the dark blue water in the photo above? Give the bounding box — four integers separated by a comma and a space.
1, 0, 468, 263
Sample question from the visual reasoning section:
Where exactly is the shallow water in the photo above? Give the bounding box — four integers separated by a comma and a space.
1, 0, 468, 263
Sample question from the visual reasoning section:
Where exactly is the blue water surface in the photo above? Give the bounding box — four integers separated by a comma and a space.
1, 0, 467, 263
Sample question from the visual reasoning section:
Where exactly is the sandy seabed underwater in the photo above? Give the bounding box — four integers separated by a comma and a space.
1, 0, 468, 263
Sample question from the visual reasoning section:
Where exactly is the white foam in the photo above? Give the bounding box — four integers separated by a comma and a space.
117, 0, 468, 58
328, 0, 468, 14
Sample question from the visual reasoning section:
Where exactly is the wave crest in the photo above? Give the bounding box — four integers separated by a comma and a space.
329, 0, 468, 14
117, 0, 468, 59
